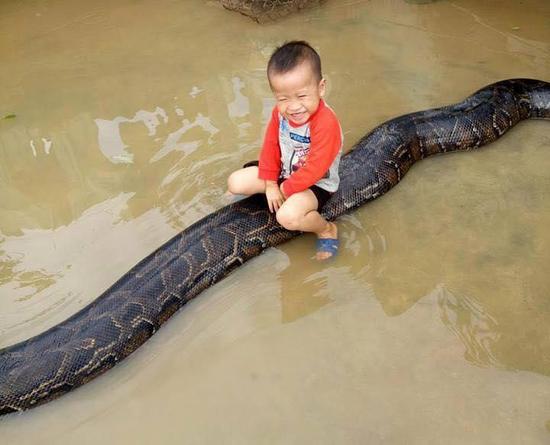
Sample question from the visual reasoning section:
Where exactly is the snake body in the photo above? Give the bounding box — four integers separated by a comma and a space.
1, 79, 549, 415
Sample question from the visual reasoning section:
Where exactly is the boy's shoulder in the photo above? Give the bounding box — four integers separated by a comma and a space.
317, 100, 339, 119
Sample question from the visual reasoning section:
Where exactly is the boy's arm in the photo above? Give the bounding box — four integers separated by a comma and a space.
281, 114, 342, 197
258, 108, 281, 182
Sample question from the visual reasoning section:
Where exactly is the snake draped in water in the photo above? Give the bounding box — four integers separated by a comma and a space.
1, 78, 549, 416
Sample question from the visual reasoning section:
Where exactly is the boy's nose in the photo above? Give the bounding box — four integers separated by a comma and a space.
287, 101, 301, 111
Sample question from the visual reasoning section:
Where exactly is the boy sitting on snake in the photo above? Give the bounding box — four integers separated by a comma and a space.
227, 40, 343, 260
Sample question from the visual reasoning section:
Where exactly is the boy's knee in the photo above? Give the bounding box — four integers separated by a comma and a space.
227, 171, 241, 194
276, 207, 300, 231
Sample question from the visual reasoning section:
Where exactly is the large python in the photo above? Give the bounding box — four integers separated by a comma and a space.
1, 79, 549, 415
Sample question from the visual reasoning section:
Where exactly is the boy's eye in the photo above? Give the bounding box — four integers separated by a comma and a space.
278, 98, 287, 102
299, 95, 307, 98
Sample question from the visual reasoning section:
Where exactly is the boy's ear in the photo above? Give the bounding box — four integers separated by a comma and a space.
319, 78, 327, 97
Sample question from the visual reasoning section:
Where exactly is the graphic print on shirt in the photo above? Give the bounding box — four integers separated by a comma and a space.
279, 118, 320, 180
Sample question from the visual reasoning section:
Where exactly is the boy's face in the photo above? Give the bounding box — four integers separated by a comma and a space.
269, 61, 326, 126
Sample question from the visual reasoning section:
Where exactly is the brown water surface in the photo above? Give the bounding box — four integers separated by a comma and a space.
1, 0, 550, 443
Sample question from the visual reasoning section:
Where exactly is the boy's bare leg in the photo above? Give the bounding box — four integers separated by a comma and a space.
276, 190, 338, 260
226, 166, 265, 195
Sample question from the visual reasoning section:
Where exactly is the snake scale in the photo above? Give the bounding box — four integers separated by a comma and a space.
1, 78, 549, 416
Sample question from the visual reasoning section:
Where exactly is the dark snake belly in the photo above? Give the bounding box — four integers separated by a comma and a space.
1, 78, 549, 415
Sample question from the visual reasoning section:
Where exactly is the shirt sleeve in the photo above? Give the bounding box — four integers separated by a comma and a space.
281, 110, 342, 197
258, 107, 281, 182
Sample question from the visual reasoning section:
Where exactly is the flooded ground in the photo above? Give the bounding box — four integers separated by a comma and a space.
1, 0, 550, 443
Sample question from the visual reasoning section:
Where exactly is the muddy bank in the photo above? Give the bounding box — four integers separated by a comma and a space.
219, 0, 323, 22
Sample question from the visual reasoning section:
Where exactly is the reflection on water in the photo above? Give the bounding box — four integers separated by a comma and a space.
95, 107, 168, 164
29, 137, 53, 157
227, 76, 250, 118
438, 287, 500, 368
1, 0, 550, 442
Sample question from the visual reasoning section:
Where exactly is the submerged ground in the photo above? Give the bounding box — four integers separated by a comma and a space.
1, 0, 549, 443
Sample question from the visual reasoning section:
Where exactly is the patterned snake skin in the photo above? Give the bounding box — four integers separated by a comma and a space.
1, 79, 549, 415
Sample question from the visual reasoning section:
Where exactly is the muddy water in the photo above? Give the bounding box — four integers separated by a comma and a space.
1, 0, 550, 443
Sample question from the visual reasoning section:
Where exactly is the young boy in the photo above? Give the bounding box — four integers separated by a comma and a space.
227, 41, 343, 260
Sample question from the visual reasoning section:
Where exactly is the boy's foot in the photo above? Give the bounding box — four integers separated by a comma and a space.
316, 222, 338, 261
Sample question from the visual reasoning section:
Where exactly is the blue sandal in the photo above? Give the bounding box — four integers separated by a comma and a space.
316, 238, 339, 260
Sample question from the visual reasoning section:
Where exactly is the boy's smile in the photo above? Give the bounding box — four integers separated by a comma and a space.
269, 61, 326, 126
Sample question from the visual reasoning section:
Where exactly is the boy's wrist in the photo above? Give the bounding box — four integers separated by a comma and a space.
279, 182, 288, 199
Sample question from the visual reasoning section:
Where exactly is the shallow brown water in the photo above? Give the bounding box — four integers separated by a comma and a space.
1, 0, 550, 443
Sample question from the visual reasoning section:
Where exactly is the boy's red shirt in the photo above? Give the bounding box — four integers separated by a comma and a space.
258, 99, 342, 197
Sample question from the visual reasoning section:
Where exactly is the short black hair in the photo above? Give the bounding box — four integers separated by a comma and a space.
267, 40, 322, 82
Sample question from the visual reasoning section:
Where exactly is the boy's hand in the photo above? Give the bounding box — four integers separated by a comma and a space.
265, 180, 284, 213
